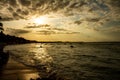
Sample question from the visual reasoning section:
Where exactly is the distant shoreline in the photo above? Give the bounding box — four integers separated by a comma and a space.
34, 41, 120, 43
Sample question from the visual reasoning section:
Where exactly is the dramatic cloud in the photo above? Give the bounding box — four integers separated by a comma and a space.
6, 28, 30, 36
37, 29, 80, 35
85, 18, 101, 22
74, 21, 82, 25
18, 0, 31, 6
37, 30, 56, 35
24, 23, 80, 35
8, 0, 17, 7
1, 0, 120, 41
0, 0, 119, 21
25, 24, 50, 28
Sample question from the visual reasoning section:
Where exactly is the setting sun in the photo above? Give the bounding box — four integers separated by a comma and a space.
32, 16, 47, 25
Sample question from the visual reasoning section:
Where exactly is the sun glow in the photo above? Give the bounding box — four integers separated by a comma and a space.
32, 16, 47, 25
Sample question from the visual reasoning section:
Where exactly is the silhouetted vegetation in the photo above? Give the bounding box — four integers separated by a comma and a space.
0, 17, 37, 44
0, 32, 36, 44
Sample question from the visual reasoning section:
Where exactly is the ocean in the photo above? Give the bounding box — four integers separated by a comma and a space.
4, 42, 120, 80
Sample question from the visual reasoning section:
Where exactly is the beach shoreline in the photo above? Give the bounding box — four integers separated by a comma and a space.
0, 55, 39, 80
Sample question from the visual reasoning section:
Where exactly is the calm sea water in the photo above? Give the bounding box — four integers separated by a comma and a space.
4, 43, 120, 80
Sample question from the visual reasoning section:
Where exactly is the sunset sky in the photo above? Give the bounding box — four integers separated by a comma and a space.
0, 0, 120, 42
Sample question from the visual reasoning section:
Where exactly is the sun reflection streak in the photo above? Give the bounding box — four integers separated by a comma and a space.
29, 44, 54, 77
4, 44, 54, 78
28, 44, 53, 65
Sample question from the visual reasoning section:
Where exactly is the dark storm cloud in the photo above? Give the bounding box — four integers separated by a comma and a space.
6, 28, 30, 36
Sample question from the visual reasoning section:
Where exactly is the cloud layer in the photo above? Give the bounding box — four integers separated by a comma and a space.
0, 0, 119, 21
0, 0, 120, 41
25, 24, 80, 35
6, 28, 30, 36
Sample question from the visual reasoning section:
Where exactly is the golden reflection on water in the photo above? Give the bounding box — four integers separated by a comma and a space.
4, 44, 54, 67
30, 44, 53, 65
29, 44, 54, 78
3, 44, 54, 80
21, 73, 39, 80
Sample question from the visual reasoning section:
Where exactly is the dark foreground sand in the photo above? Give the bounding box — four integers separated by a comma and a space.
0, 56, 39, 80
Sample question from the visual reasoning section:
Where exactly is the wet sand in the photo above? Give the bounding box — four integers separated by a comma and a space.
0, 56, 39, 80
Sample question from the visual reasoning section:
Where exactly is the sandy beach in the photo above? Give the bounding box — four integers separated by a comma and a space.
0, 56, 39, 80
